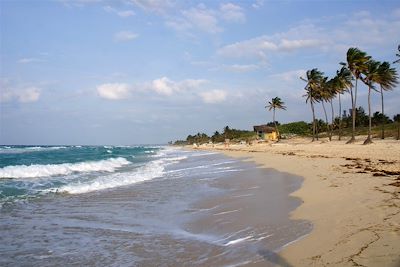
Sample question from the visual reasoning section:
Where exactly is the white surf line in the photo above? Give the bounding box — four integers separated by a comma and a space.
247, 186, 260, 190
214, 227, 253, 244
204, 169, 243, 175
186, 204, 221, 213
252, 234, 273, 242
231, 193, 254, 198
224, 235, 254, 246
223, 260, 253, 267
213, 209, 242, 216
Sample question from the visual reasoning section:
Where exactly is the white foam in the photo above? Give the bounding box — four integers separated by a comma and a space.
213, 209, 241, 216
224, 236, 253, 246
0, 157, 131, 179
58, 152, 187, 194
0, 146, 67, 154
59, 159, 164, 194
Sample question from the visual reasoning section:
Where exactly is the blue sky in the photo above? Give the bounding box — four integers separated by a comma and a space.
1, 0, 399, 145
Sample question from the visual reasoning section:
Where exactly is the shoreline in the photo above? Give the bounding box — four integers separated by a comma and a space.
184, 159, 311, 266
191, 137, 400, 266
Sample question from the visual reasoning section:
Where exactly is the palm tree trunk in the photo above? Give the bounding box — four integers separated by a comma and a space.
310, 100, 316, 141
347, 79, 357, 143
338, 94, 342, 141
397, 122, 400, 140
330, 99, 334, 141
273, 108, 279, 140
364, 86, 373, 144
380, 86, 385, 139
321, 101, 330, 141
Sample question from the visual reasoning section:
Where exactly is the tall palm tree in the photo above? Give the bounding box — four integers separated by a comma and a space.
325, 78, 340, 141
266, 97, 286, 140
376, 62, 399, 139
334, 67, 353, 140
361, 60, 381, 144
301, 69, 324, 141
343, 48, 371, 143
394, 44, 400, 64
317, 77, 333, 141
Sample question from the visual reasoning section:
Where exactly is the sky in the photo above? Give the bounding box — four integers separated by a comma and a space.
1, 0, 400, 145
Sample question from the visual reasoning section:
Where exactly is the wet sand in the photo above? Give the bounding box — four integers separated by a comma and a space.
193, 137, 400, 267
185, 163, 311, 266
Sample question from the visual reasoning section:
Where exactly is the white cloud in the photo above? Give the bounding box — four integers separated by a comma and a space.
103, 6, 135, 17
117, 10, 135, 17
0, 86, 41, 103
150, 77, 207, 95
217, 10, 400, 62
114, 31, 138, 42
217, 35, 324, 59
222, 64, 260, 72
220, 3, 245, 23
17, 58, 43, 64
199, 90, 227, 104
129, 0, 174, 14
61, 0, 102, 8
252, 0, 264, 9
151, 77, 176, 95
165, 17, 192, 32
97, 83, 131, 100
269, 69, 307, 82
182, 5, 222, 34
164, 3, 247, 36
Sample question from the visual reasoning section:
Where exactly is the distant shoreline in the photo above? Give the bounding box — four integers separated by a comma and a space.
191, 137, 400, 266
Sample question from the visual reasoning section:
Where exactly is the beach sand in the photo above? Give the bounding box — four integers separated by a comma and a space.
194, 137, 400, 266
185, 163, 311, 266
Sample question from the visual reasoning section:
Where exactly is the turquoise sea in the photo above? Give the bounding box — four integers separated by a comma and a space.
0, 145, 311, 266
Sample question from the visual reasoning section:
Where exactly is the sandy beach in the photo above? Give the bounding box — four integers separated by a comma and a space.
194, 137, 400, 267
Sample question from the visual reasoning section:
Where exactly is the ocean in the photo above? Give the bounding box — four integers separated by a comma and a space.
0, 145, 311, 266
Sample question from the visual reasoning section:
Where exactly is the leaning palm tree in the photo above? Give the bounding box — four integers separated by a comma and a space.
334, 67, 353, 140
301, 69, 324, 141
375, 62, 399, 139
266, 97, 286, 140
342, 48, 371, 143
394, 44, 400, 64
361, 60, 381, 144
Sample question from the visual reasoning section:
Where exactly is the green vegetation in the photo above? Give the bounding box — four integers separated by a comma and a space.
173, 45, 399, 145
301, 46, 399, 144
175, 126, 256, 145
265, 97, 286, 139
278, 121, 310, 136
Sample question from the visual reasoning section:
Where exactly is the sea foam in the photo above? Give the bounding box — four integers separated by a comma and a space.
0, 157, 131, 179
58, 155, 188, 194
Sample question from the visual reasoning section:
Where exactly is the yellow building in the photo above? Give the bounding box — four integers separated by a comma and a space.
253, 125, 278, 141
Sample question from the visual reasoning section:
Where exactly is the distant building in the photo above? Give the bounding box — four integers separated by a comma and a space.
253, 125, 277, 140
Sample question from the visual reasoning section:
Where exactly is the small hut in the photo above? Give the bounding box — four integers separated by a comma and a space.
253, 125, 277, 140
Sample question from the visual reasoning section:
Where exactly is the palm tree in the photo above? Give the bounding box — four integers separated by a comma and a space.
394, 114, 400, 140
343, 48, 371, 143
317, 77, 334, 141
376, 62, 399, 139
326, 78, 340, 141
361, 60, 381, 144
266, 97, 286, 140
301, 69, 324, 141
334, 67, 353, 140
394, 44, 400, 64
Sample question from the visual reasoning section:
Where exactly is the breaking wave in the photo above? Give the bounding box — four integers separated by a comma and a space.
58, 156, 187, 194
0, 157, 131, 179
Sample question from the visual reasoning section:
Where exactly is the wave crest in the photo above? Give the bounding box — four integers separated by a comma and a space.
0, 157, 131, 179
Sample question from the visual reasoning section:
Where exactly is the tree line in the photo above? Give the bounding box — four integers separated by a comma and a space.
300, 47, 398, 144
